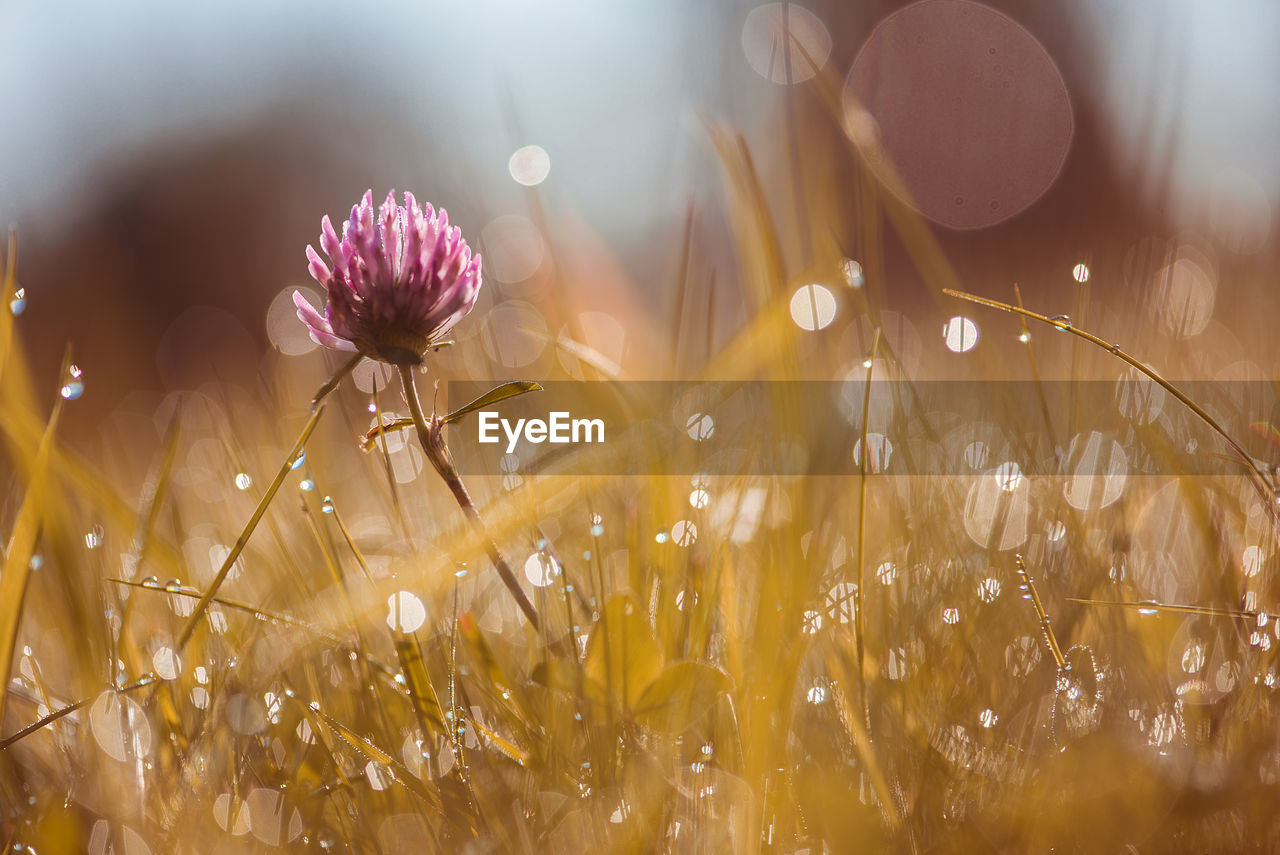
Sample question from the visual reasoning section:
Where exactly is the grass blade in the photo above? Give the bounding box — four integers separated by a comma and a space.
174, 404, 327, 651
0, 393, 60, 728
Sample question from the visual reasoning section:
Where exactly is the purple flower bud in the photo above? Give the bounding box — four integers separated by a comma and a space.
295, 190, 483, 365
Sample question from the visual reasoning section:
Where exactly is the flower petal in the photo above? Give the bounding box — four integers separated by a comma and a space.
308, 328, 359, 351
305, 246, 333, 288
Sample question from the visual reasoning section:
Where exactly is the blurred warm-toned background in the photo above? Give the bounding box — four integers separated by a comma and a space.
6, 4, 1280, 852
4, 0, 1277, 447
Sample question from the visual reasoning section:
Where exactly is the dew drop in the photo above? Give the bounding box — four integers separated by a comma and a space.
1050, 314, 1072, 331
590, 523, 604, 537
321, 496, 335, 514
28, 553, 43, 571
141, 576, 161, 588
84, 526, 103, 549
163, 579, 182, 593
234, 472, 252, 491
9, 287, 26, 315
299, 478, 315, 492
290, 450, 306, 471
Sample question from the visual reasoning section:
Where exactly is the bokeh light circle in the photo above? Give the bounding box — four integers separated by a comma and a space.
790, 283, 837, 331
742, 3, 832, 84
508, 145, 551, 186
844, 0, 1073, 229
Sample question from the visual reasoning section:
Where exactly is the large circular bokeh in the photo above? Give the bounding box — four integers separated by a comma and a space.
844, 0, 1074, 230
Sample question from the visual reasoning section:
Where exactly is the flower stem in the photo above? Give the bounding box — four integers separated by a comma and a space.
397, 365, 541, 630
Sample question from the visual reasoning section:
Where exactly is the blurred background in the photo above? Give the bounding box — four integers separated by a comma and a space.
5, 3, 1280, 851
2, 0, 1277, 445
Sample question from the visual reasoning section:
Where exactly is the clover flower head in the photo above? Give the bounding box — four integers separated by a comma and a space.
295, 189, 482, 366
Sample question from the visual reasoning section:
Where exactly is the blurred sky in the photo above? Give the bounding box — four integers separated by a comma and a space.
1, 0, 1275, 228
0, 0, 734, 245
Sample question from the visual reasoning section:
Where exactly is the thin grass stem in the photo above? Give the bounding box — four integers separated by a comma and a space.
397, 366, 541, 630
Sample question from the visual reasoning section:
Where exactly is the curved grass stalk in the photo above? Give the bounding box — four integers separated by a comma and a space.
945, 288, 1278, 507
1065, 597, 1257, 621
174, 404, 327, 651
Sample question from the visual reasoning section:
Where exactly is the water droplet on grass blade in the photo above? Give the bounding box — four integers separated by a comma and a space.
9, 287, 25, 315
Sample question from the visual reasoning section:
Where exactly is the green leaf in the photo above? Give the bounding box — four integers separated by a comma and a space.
361, 381, 543, 450
634, 662, 733, 733
584, 595, 665, 710
442, 381, 543, 426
